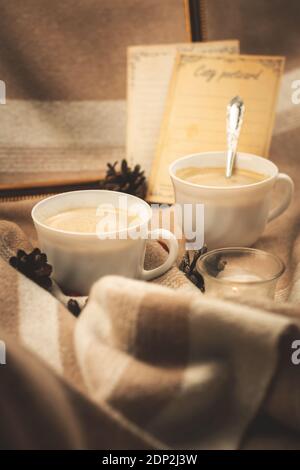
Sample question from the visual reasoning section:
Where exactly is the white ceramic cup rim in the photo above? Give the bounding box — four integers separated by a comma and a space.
169, 151, 279, 190
31, 189, 152, 237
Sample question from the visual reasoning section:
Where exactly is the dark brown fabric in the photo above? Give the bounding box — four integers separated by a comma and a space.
204, 0, 300, 70
0, 0, 187, 100
0, 0, 188, 189
0, 332, 156, 450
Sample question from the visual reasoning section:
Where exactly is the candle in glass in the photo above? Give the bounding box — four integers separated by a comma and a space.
197, 248, 285, 299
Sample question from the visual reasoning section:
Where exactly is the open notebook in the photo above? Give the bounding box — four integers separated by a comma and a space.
147, 53, 284, 203
126, 40, 239, 176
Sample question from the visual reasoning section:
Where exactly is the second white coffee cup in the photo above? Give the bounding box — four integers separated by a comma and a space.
169, 151, 294, 249
32, 190, 178, 295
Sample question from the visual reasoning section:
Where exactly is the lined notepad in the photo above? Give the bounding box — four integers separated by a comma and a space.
148, 53, 284, 203
126, 40, 239, 176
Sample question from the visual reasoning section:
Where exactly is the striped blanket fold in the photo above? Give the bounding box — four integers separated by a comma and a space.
75, 275, 300, 449
1, 209, 300, 449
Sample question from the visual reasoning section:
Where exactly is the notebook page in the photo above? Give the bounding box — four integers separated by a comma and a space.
126, 40, 239, 176
148, 53, 284, 203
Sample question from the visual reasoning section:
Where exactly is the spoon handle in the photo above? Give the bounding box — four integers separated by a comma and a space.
226, 96, 245, 178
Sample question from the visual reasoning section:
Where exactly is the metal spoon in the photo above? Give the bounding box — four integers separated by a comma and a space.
226, 96, 245, 178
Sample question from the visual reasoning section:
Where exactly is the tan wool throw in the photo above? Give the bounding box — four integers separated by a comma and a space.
1, 57, 300, 449
1, 163, 300, 450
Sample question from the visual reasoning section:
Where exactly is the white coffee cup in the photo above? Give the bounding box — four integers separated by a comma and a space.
32, 190, 178, 295
169, 152, 294, 249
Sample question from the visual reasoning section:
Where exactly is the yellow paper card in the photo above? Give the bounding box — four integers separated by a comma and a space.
147, 53, 284, 203
127, 40, 239, 176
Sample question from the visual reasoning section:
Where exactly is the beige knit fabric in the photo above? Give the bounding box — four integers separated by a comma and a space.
0, 185, 300, 449
0, 1, 300, 446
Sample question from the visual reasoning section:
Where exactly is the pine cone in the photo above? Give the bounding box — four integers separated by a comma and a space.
9, 248, 52, 291
99, 159, 147, 199
67, 299, 81, 317
179, 246, 207, 292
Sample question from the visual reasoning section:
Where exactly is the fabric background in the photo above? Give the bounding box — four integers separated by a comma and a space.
1, 0, 300, 450
0, 0, 188, 186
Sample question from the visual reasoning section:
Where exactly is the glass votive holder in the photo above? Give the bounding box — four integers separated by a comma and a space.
196, 247, 285, 299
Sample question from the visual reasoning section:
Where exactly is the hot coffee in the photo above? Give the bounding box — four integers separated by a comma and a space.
176, 167, 267, 187
32, 190, 179, 294
44, 206, 141, 233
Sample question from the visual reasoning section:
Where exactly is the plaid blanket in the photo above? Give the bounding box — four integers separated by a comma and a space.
0, 185, 300, 449
1, 22, 300, 447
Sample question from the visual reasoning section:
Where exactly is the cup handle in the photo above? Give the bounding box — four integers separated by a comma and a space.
267, 173, 294, 223
141, 229, 178, 281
